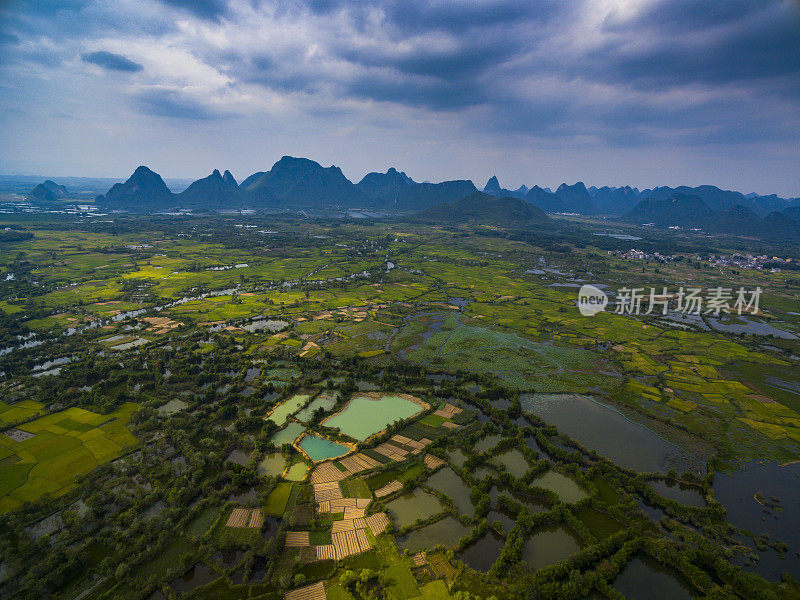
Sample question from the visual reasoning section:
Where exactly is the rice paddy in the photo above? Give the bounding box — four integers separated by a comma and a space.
0, 403, 139, 513
2, 220, 799, 600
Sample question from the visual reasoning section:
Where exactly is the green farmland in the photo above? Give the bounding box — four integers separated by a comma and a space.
0, 217, 798, 600
0, 403, 139, 513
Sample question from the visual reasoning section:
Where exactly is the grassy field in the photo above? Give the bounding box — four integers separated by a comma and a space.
0, 403, 139, 513
1, 218, 799, 599
0, 400, 45, 425
263, 482, 294, 516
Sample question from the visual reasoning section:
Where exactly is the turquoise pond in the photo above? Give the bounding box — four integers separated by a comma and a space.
322, 395, 423, 441
298, 434, 351, 462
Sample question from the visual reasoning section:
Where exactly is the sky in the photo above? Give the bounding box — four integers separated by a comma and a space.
0, 0, 799, 196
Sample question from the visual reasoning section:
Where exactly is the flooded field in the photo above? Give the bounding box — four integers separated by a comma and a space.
257, 453, 286, 476
424, 467, 475, 517
612, 555, 695, 599
490, 449, 530, 478
649, 479, 705, 506
170, 563, 218, 595
397, 516, 471, 553
387, 489, 445, 528
266, 394, 310, 426
486, 510, 516, 533
522, 525, 583, 570
474, 434, 502, 453
521, 393, 703, 474
489, 485, 548, 514
225, 449, 251, 466
575, 507, 624, 538
713, 461, 800, 581
269, 422, 305, 447
295, 394, 337, 422
457, 530, 505, 572
284, 462, 310, 481
157, 399, 187, 415
531, 471, 587, 503
447, 448, 468, 467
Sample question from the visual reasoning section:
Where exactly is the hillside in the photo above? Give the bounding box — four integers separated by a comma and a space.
178, 169, 243, 209
96, 166, 174, 209
241, 156, 371, 209
413, 191, 549, 226
623, 193, 800, 241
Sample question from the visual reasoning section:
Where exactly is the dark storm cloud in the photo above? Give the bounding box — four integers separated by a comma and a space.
134, 88, 223, 120
337, 34, 523, 81
0, 0, 798, 194
345, 72, 487, 111
304, 0, 564, 34
82, 50, 143, 72
577, 1, 800, 91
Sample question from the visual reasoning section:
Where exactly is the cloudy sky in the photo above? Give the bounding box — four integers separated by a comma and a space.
0, 0, 798, 196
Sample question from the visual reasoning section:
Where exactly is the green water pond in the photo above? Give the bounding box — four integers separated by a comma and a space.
532, 471, 587, 503
267, 394, 310, 426
387, 489, 445, 528
270, 422, 305, 447
323, 395, 422, 441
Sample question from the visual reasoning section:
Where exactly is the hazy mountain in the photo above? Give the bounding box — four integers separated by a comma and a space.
484, 175, 501, 194
555, 182, 597, 214
482, 176, 528, 199
28, 180, 68, 201
178, 169, 243, 209
355, 168, 477, 210
414, 191, 549, 226
389, 179, 478, 211
705, 205, 762, 235
635, 184, 800, 216
587, 186, 641, 214
782, 206, 800, 222
356, 167, 415, 203
622, 193, 715, 227
241, 156, 371, 209
525, 185, 555, 209
96, 166, 173, 209
640, 185, 749, 212
525, 181, 597, 214
87, 159, 798, 218
759, 211, 800, 241
623, 193, 800, 240
750, 193, 794, 214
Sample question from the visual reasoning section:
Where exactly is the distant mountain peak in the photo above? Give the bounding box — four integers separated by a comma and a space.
222, 170, 237, 186
240, 155, 370, 209
482, 175, 529, 200
28, 179, 68, 201
97, 165, 172, 208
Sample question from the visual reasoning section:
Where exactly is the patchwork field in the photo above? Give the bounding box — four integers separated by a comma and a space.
0, 403, 139, 513
0, 219, 798, 600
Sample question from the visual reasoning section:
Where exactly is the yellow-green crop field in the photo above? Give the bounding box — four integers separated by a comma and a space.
0, 400, 45, 425
0, 403, 139, 513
